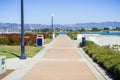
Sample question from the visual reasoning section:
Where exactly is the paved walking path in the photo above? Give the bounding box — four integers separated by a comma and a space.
22, 35, 96, 80
3, 35, 99, 80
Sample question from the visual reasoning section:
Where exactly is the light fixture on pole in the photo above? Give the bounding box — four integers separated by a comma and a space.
20, 0, 26, 59
51, 14, 55, 39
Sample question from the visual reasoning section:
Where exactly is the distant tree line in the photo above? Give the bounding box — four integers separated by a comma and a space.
76, 27, 120, 32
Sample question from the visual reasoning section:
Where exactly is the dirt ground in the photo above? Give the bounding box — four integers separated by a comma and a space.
0, 69, 14, 79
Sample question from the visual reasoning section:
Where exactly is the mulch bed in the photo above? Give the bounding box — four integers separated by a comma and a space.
0, 69, 14, 79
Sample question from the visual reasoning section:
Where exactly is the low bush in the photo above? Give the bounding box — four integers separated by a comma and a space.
0, 38, 9, 45
67, 31, 80, 40
80, 41, 120, 80
0, 33, 52, 45
8, 38, 20, 45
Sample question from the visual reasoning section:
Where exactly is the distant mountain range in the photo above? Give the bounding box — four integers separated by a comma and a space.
75, 22, 120, 28
0, 22, 120, 30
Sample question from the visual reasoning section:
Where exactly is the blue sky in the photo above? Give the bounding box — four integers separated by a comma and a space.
0, 0, 120, 24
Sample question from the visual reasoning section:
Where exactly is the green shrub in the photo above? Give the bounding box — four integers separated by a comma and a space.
81, 40, 120, 80
67, 31, 80, 40
0, 38, 9, 45
79, 42, 82, 47
8, 38, 20, 45
113, 64, 120, 80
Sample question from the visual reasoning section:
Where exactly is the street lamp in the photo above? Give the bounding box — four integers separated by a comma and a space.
51, 14, 55, 39
20, 0, 26, 59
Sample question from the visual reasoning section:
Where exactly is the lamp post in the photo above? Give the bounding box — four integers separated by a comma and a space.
51, 14, 55, 39
20, 0, 26, 59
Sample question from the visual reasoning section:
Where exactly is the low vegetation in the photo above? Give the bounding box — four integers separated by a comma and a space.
0, 36, 52, 59
0, 46, 43, 58
80, 41, 120, 80
44, 38, 52, 44
0, 32, 52, 45
67, 31, 80, 40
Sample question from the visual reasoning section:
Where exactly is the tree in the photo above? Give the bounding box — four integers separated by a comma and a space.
91, 27, 100, 32
41, 28, 51, 32
115, 27, 120, 31
80, 28, 86, 32
104, 27, 109, 30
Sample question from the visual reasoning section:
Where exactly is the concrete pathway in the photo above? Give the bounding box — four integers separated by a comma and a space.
2, 35, 105, 80
22, 35, 96, 80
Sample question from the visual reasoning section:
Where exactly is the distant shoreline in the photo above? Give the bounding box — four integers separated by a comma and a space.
83, 31, 120, 36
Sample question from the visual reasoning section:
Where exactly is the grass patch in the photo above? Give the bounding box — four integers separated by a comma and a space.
0, 45, 43, 58
44, 38, 52, 44
0, 38, 52, 58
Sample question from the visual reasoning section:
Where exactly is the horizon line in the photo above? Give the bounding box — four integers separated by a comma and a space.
0, 21, 120, 25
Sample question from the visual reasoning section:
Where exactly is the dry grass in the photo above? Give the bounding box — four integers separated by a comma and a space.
44, 38, 52, 44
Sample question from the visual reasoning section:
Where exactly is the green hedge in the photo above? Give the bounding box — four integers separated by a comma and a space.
0, 38, 9, 45
80, 41, 120, 80
8, 38, 20, 45
0, 38, 20, 45
67, 31, 80, 40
